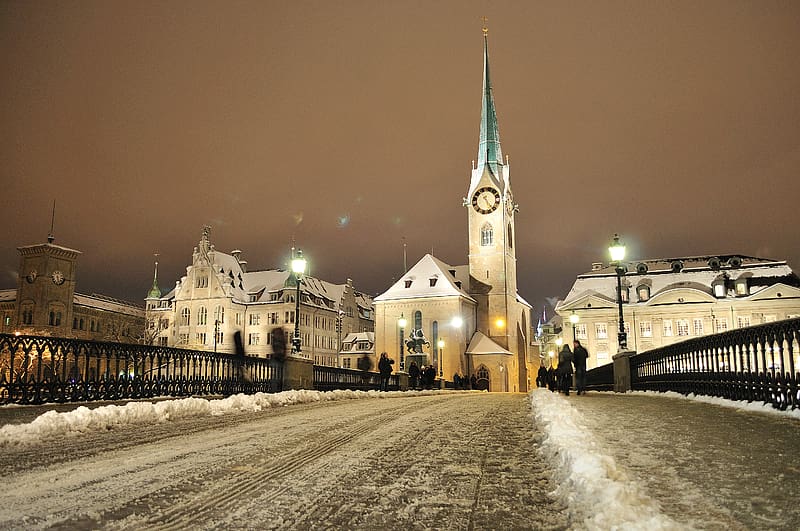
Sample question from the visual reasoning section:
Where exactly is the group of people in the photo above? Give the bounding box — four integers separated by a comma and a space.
536, 340, 590, 396
407, 361, 437, 389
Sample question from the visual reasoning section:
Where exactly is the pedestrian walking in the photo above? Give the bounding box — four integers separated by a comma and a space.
537, 364, 548, 388
558, 344, 574, 396
572, 340, 589, 395
378, 352, 394, 391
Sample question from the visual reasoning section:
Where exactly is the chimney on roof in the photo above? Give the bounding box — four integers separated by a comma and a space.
591, 262, 604, 271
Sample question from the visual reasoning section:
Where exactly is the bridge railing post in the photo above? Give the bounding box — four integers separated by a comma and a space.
612, 350, 636, 393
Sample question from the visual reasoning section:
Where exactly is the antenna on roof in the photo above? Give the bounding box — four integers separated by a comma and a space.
47, 200, 56, 243
402, 237, 407, 273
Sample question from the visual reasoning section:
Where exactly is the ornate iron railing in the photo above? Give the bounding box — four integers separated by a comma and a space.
632, 318, 800, 409
585, 361, 614, 392
585, 318, 800, 409
314, 365, 398, 392
0, 334, 282, 405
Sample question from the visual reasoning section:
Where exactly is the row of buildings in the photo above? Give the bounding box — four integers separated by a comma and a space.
4, 30, 800, 390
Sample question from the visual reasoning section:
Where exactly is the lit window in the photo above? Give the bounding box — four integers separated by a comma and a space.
693, 318, 704, 336
637, 285, 650, 302
737, 316, 751, 328
575, 324, 587, 340
249, 333, 260, 345
663, 320, 674, 337
715, 318, 728, 332
677, 320, 689, 336
735, 279, 748, 296
595, 323, 608, 339
198, 307, 207, 326
181, 308, 190, 326
639, 321, 652, 338
250, 314, 260, 326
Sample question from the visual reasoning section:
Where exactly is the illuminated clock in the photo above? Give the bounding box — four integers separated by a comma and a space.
51, 270, 65, 285
471, 186, 500, 214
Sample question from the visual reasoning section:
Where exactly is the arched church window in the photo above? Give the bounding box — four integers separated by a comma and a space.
480, 223, 493, 246
432, 321, 438, 356
507, 223, 513, 249
181, 307, 190, 326
198, 307, 207, 326
414, 311, 422, 330
477, 366, 489, 380
215, 306, 224, 324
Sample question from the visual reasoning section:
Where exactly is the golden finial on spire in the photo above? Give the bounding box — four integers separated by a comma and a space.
481, 16, 488, 36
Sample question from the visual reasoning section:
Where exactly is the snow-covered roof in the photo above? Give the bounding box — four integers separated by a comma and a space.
374, 254, 474, 302
466, 330, 513, 356
157, 244, 373, 313
0, 289, 16, 303
558, 254, 800, 310
341, 332, 375, 344
74, 293, 145, 317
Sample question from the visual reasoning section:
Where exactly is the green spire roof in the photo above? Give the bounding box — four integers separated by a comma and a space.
477, 32, 503, 171
147, 260, 161, 299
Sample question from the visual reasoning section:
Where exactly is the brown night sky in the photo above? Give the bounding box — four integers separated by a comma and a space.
2, 1, 799, 314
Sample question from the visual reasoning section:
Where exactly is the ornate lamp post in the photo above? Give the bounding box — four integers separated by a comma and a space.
609, 234, 627, 351
291, 250, 307, 354
569, 311, 580, 341
398, 314, 407, 370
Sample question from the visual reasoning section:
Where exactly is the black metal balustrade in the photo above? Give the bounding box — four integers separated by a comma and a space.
314, 365, 399, 392
0, 334, 283, 405
585, 361, 614, 392
585, 318, 800, 410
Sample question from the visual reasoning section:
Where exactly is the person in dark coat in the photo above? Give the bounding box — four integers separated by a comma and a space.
572, 340, 590, 395
470, 374, 477, 390
378, 352, 394, 391
408, 361, 420, 390
558, 344, 574, 396
424, 365, 436, 389
537, 364, 548, 388
547, 366, 557, 392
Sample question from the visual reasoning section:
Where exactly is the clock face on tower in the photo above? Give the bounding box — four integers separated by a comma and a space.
51, 270, 65, 285
471, 186, 501, 215
26, 270, 38, 283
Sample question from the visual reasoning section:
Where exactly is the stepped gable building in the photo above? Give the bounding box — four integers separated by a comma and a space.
0, 234, 145, 343
374, 30, 534, 392
555, 255, 800, 369
146, 227, 374, 367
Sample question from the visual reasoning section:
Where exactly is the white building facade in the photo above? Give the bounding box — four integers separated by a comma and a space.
555, 255, 800, 369
146, 228, 373, 366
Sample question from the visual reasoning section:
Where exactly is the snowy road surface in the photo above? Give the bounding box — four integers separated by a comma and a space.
1, 389, 799, 530
0, 392, 568, 530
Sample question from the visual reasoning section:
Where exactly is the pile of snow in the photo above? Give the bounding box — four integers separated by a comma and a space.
529, 389, 682, 530
0, 388, 455, 447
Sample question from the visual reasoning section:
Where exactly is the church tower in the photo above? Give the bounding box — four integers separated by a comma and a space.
466, 27, 518, 351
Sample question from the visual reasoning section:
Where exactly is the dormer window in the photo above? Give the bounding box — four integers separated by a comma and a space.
735, 278, 749, 296
637, 285, 650, 302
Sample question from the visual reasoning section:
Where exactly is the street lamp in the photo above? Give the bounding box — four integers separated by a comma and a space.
609, 234, 628, 351
569, 312, 580, 341
437, 339, 445, 378
398, 314, 407, 370
291, 249, 307, 354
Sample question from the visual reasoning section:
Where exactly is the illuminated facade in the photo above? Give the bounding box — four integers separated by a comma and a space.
373, 31, 533, 392
555, 255, 800, 368
145, 228, 373, 366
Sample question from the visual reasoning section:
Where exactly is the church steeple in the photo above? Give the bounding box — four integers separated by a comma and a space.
147, 254, 161, 299
477, 27, 503, 172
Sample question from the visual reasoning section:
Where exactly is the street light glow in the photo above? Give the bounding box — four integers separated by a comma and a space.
609, 234, 626, 262
451, 316, 463, 328
291, 250, 307, 274
495, 318, 505, 328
